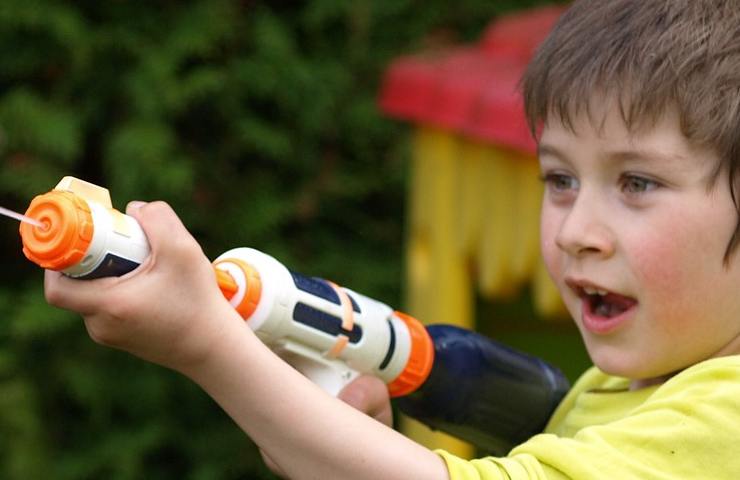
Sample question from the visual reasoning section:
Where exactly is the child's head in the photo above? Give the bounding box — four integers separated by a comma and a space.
523, 0, 740, 237
521, 0, 740, 384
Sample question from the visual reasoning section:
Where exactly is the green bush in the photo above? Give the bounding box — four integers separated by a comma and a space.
0, 1, 559, 478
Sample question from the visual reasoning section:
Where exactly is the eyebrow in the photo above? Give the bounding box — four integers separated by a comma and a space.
603, 148, 687, 164
537, 144, 565, 160
537, 143, 687, 164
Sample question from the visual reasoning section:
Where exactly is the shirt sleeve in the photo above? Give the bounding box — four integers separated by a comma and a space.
436, 357, 740, 480
437, 449, 570, 480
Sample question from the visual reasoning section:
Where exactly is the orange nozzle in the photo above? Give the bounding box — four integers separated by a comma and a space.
20, 190, 94, 271
213, 258, 262, 320
387, 311, 434, 398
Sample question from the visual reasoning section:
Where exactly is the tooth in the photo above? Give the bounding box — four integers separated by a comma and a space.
583, 287, 606, 295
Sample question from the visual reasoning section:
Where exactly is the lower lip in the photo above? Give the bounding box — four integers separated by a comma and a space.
580, 298, 636, 335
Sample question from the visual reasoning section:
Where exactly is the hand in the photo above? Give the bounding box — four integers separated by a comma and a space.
337, 375, 393, 428
43, 201, 240, 372
260, 374, 393, 478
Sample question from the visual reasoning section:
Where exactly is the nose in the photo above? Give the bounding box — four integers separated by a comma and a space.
554, 194, 615, 259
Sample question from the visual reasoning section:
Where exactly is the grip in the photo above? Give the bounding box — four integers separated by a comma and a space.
395, 324, 570, 454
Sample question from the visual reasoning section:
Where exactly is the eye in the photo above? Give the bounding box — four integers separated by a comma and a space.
620, 174, 660, 194
541, 172, 579, 193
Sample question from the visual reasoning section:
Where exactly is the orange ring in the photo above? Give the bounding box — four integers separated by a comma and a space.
213, 258, 262, 320
387, 311, 434, 398
215, 268, 239, 299
20, 190, 94, 271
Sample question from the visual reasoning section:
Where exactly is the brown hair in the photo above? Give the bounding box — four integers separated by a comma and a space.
521, 0, 740, 262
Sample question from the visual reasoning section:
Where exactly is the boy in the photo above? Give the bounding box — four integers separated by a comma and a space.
43, 0, 740, 478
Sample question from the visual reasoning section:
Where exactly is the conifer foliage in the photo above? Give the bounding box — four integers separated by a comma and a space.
0, 1, 553, 478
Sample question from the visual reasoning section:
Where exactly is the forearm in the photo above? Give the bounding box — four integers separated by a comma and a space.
183, 313, 449, 480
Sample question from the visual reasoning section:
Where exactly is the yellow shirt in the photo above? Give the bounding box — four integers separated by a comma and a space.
437, 355, 740, 479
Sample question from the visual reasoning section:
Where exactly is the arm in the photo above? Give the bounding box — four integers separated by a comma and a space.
189, 322, 446, 480
261, 375, 394, 478
44, 201, 448, 480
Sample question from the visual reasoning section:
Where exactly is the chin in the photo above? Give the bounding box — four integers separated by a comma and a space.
586, 346, 652, 379
590, 349, 679, 383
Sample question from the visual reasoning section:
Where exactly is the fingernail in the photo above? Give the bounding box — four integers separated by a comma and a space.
127, 201, 147, 211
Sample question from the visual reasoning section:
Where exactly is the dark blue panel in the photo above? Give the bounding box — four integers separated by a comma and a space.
79, 253, 140, 279
290, 271, 361, 313
346, 292, 361, 313
292, 303, 363, 343
290, 272, 340, 305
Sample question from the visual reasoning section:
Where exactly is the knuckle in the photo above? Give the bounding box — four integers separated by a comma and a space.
44, 282, 63, 306
43, 271, 67, 306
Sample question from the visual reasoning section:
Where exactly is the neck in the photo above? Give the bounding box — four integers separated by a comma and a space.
629, 374, 672, 391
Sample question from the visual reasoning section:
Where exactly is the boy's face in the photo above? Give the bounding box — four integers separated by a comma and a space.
538, 102, 740, 384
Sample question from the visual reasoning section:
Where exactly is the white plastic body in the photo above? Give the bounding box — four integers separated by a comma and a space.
63, 201, 150, 278
214, 247, 414, 396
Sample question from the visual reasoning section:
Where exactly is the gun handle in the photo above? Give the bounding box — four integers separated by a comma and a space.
273, 340, 360, 397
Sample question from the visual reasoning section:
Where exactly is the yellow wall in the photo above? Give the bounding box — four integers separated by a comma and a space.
402, 126, 565, 456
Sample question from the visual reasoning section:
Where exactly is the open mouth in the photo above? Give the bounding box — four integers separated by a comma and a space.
586, 291, 635, 318
572, 284, 638, 319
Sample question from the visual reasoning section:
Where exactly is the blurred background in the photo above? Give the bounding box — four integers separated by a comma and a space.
0, 0, 582, 478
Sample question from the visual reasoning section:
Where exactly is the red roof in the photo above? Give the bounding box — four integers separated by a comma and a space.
378, 5, 566, 154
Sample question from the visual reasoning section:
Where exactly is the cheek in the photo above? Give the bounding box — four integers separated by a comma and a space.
630, 239, 699, 336
631, 236, 685, 293
629, 218, 718, 322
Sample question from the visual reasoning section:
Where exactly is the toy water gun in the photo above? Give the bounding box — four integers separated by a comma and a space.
18, 176, 570, 454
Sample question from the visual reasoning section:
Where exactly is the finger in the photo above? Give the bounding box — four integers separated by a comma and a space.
44, 269, 117, 314
337, 375, 393, 427
126, 201, 185, 245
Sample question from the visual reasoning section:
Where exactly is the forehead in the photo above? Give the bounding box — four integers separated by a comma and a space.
538, 101, 720, 175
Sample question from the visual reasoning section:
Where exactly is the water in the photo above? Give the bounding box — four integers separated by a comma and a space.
0, 206, 45, 229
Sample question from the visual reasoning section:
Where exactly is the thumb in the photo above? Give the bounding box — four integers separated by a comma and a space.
337, 375, 393, 427
125, 201, 200, 262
